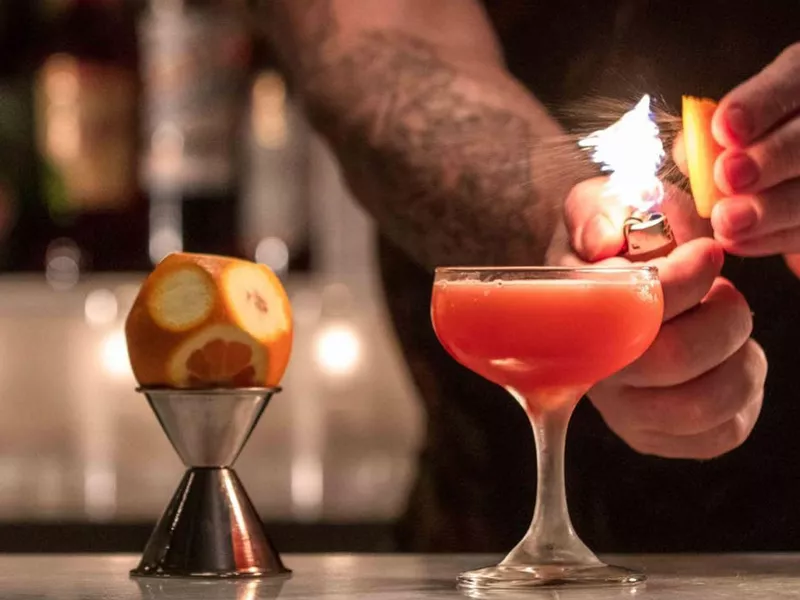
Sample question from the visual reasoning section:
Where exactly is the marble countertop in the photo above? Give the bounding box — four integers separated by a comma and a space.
1, 553, 799, 599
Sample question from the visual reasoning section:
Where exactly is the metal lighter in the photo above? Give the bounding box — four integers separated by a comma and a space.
621, 210, 677, 261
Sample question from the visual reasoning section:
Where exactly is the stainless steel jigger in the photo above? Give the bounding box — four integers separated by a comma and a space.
131, 387, 291, 579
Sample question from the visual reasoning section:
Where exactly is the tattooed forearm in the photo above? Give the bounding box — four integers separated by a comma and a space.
263, 0, 572, 268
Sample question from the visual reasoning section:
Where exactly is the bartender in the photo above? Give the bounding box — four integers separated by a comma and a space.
262, 1, 800, 553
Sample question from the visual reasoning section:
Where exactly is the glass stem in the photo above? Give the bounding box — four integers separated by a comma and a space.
503, 392, 600, 567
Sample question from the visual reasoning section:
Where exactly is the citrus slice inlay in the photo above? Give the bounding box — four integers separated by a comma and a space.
148, 265, 215, 332
186, 338, 257, 387
223, 263, 290, 342
167, 323, 267, 388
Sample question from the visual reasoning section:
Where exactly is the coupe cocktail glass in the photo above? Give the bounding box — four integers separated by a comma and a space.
431, 266, 663, 590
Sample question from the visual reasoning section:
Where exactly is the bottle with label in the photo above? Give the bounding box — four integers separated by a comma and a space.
30, 0, 150, 276
138, 0, 252, 264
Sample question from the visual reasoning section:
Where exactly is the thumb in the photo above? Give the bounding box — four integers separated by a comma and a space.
565, 177, 629, 261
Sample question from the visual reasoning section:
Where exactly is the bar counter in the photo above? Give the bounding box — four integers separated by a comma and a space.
1, 553, 798, 599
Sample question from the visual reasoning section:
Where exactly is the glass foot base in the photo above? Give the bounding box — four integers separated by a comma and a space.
457, 562, 645, 592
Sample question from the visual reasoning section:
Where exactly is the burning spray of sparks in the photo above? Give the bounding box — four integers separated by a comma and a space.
578, 94, 665, 213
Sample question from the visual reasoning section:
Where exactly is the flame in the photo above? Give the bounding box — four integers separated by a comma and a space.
578, 94, 665, 213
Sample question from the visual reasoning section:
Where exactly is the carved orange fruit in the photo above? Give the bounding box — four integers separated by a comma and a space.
125, 252, 292, 388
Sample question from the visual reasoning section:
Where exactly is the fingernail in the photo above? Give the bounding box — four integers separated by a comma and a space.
725, 105, 754, 144
720, 200, 758, 234
724, 153, 759, 191
581, 214, 618, 259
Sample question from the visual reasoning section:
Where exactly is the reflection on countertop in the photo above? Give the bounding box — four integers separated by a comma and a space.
6, 553, 800, 599
0, 272, 423, 524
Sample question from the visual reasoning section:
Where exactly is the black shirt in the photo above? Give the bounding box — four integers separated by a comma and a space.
379, 0, 800, 553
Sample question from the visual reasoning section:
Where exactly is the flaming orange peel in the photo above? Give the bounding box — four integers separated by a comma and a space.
682, 95, 725, 218
125, 252, 292, 389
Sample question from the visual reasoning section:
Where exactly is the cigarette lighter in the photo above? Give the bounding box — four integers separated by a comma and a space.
621, 210, 677, 261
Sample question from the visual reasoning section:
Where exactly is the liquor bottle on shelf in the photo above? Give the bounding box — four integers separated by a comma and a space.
30, 0, 150, 276
138, 0, 252, 264
0, 2, 38, 270
238, 32, 312, 276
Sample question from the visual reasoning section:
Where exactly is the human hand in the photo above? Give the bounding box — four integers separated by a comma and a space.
695, 44, 800, 260
557, 178, 767, 459
548, 176, 712, 266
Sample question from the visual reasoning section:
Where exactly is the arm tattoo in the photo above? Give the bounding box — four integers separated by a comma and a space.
266, 0, 558, 268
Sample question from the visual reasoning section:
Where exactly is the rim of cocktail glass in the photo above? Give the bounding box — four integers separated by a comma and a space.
434, 265, 658, 277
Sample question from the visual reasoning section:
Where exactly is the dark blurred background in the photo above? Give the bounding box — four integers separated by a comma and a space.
0, 0, 422, 552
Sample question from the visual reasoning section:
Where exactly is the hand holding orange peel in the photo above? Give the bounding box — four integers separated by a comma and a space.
125, 252, 293, 389
682, 96, 725, 219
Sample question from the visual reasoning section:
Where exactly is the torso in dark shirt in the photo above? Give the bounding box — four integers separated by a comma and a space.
379, 1, 800, 552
